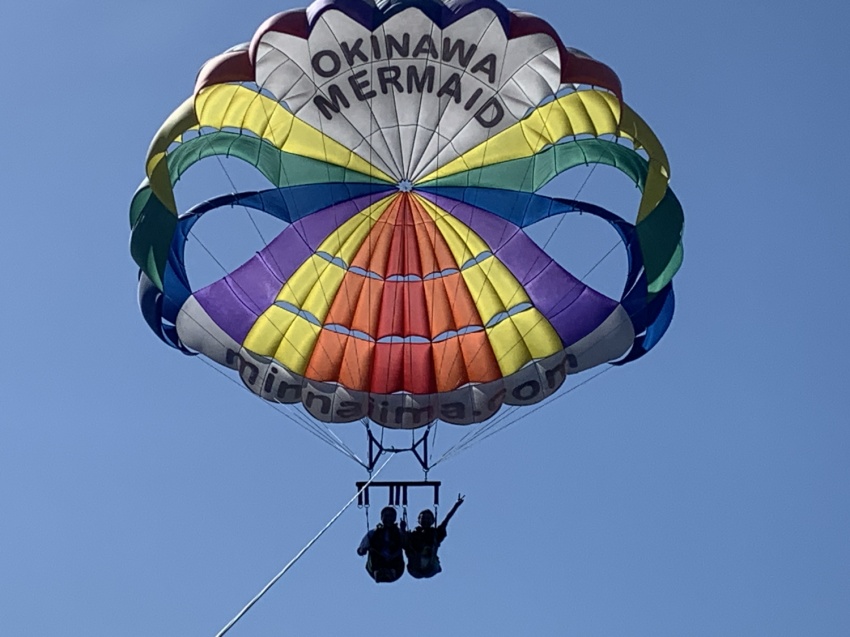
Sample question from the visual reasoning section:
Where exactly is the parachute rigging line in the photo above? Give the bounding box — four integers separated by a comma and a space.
203, 133, 272, 249
432, 260, 636, 463
176, 119, 642, 467
426, 131, 644, 463
424, 133, 629, 461
131, 0, 683, 453
215, 454, 394, 637
431, 365, 614, 467
188, 118, 383, 402
197, 355, 364, 466
196, 355, 366, 467
162, 258, 364, 462
174, 145, 370, 465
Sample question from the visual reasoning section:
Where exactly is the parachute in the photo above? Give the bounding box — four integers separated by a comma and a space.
130, 0, 683, 432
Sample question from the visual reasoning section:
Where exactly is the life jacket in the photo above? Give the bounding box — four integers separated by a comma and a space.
406, 527, 443, 577
369, 524, 403, 559
366, 524, 404, 582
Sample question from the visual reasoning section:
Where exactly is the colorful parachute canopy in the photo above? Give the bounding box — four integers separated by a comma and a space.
131, 0, 683, 429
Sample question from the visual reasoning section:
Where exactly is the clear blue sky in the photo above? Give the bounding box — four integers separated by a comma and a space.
2, 1, 848, 635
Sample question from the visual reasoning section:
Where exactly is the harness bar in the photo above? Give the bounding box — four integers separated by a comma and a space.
355, 481, 441, 508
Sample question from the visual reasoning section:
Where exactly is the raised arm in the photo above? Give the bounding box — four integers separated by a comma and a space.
439, 494, 465, 530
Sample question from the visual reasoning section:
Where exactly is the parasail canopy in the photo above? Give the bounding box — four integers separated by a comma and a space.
130, 0, 683, 430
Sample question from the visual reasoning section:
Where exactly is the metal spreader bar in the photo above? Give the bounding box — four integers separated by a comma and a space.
366, 425, 432, 472
355, 481, 441, 508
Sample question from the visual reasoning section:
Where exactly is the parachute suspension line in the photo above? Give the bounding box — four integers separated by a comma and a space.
214, 454, 394, 637
358, 420, 373, 531
183, 231, 231, 281
432, 72, 573, 432
162, 275, 365, 467
436, 211, 657, 462
430, 406, 518, 466
195, 82, 373, 409
175, 167, 372, 457
430, 130, 633, 465
180, 140, 297, 286
428, 14, 506, 432
579, 239, 621, 282
361, 483, 372, 529
561, 132, 630, 284
539, 141, 603, 252
193, 354, 351, 460
433, 273, 635, 465
195, 356, 367, 468
431, 366, 614, 467
440, 406, 512, 452
203, 133, 271, 249
177, 225, 363, 410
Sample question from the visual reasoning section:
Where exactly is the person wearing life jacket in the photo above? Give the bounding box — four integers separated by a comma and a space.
357, 506, 406, 583
403, 495, 464, 579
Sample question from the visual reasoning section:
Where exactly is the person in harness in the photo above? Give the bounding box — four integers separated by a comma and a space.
357, 506, 405, 583
402, 494, 465, 579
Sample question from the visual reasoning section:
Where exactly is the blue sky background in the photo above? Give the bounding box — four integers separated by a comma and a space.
2, 1, 848, 635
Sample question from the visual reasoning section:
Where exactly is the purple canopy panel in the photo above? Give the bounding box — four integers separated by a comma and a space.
193, 193, 380, 344
421, 192, 619, 347
427, 194, 523, 252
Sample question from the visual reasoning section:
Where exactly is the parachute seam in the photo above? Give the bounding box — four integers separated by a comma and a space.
374, 20, 407, 179
430, 115, 639, 458
428, 85, 566, 400
289, 198, 395, 388
176, 182, 391, 436
298, 25, 400, 408
305, 24, 405, 179
261, 38, 397, 180
408, 13, 502, 181
433, 248, 643, 463
419, 46, 557, 183
416, 197, 493, 399
402, 18, 440, 178
401, 195, 416, 397
367, 197, 397, 396
413, 181, 467, 396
